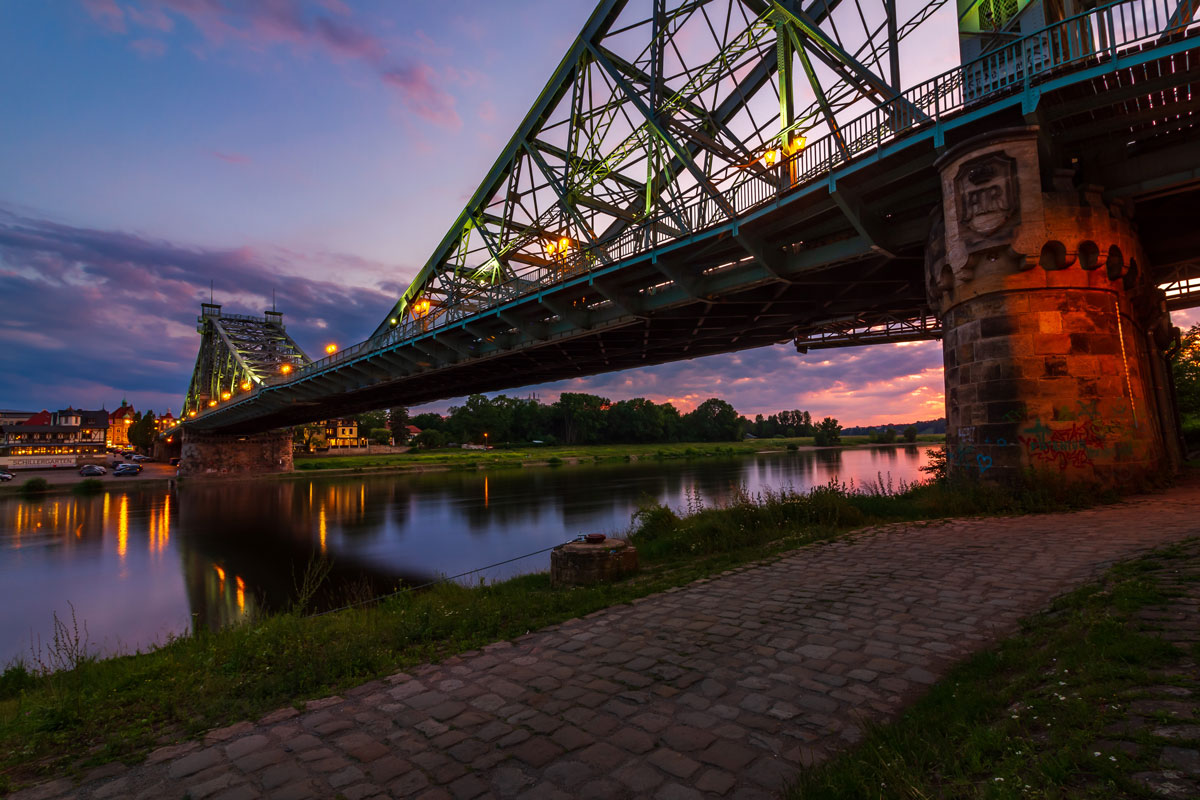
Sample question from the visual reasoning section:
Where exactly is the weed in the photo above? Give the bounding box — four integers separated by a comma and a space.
71, 479, 104, 496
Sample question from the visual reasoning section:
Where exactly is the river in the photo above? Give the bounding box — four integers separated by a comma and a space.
0, 445, 934, 666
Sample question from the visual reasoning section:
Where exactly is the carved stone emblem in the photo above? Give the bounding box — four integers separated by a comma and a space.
956, 153, 1018, 237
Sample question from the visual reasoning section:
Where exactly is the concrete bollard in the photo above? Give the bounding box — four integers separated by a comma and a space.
550, 537, 638, 587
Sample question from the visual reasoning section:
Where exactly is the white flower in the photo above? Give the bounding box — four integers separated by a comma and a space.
1094, 752, 1101, 757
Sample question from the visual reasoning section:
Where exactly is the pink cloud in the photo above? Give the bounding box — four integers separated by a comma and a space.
82, 0, 126, 33
81, 2, 465, 130
478, 99, 497, 123
383, 63, 461, 130
129, 37, 167, 58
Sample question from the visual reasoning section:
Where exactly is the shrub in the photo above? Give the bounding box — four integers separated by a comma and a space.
19, 477, 50, 497
786, 443, 799, 451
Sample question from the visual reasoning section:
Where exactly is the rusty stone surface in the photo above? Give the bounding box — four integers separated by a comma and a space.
550, 538, 638, 587
178, 428, 294, 478
927, 127, 1178, 484
13, 479, 1200, 799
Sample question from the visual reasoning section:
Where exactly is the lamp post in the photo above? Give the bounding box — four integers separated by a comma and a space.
483, 432, 489, 449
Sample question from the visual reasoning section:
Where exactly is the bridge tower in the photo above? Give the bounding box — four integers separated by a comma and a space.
179, 303, 312, 478
926, 127, 1183, 484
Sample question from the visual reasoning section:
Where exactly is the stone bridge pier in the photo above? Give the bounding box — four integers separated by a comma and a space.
177, 428, 293, 479
926, 127, 1183, 485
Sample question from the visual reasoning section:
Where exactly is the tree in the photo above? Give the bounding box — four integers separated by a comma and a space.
388, 406, 409, 434
1173, 324, 1200, 419
903, 425, 919, 443
553, 393, 609, 444
295, 423, 326, 452
356, 409, 387, 433
128, 412, 157, 450
813, 417, 842, 447
410, 412, 444, 431
683, 398, 741, 442
369, 427, 392, 445
414, 429, 446, 449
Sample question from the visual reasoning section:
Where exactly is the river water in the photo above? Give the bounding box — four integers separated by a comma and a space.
0, 445, 933, 665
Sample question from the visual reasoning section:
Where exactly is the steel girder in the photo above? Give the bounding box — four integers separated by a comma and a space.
183, 306, 312, 418
369, 0, 948, 341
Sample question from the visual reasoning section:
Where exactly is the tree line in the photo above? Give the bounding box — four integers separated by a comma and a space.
381, 393, 847, 449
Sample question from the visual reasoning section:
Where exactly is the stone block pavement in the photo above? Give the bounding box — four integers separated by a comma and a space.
16, 482, 1200, 800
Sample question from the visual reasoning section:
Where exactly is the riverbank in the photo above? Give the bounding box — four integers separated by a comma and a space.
0, 470, 1130, 790
293, 435, 945, 473
4, 473, 1196, 799
0, 437, 943, 498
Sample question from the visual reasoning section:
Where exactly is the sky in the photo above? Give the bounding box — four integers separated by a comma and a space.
1, 1, 1195, 425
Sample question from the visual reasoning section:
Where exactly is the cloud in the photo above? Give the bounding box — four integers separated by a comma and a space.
0, 209, 398, 413
82, 1, 462, 129
82, 0, 126, 33
129, 37, 167, 58
382, 63, 461, 129
412, 339, 947, 427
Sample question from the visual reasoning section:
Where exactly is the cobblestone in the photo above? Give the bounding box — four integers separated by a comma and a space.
14, 483, 1200, 798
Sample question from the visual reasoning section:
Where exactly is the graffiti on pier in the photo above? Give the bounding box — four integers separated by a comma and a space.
1016, 401, 1134, 471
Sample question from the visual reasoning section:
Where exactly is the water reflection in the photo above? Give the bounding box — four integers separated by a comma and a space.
0, 446, 932, 664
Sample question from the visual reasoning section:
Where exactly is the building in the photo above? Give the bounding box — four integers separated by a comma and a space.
108, 400, 136, 448
404, 425, 422, 442
0, 408, 109, 470
0, 410, 36, 427
155, 409, 177, 435
323, 419, 364, 449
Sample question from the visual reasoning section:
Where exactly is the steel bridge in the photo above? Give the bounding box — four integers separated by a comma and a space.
183, 0, 1200, 435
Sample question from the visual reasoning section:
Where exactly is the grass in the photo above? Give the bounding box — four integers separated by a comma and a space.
787, 543, 1194, 800
0, 468, 1133, 787
293, 435, 945, 472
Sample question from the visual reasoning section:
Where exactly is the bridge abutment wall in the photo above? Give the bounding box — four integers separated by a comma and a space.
927, 128, 1181, 484
178, 428, 293, 479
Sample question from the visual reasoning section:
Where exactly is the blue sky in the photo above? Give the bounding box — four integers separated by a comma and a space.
1, 1, 1194, 423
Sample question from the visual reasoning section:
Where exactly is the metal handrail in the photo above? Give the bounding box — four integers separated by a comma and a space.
283, 0, 1193, 385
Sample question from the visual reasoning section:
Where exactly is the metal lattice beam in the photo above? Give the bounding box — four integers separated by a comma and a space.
183, 305, 311, 418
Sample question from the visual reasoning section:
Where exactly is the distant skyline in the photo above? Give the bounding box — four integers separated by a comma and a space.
2, 2, 1196, 424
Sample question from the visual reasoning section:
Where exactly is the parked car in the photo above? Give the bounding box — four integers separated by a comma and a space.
113, 464, 142, 476
132, 454, 152, 462
0, 471, 13, 482
123, 452, 136, 460
169, 457, 180, 467
79, 465, 107, 476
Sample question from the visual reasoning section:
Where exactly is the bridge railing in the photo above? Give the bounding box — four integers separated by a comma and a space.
285, 0, 1195, 385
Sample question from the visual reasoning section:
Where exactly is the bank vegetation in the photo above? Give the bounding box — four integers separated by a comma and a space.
0, 470, 1135, 790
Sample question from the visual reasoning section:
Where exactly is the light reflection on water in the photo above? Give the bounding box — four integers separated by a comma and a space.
0, 446, 933, 664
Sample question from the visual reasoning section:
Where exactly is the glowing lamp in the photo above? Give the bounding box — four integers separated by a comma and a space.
208, 400, 218, 407
188, 410, 197, 418
763, 148, 780, 167
390, 318, 398, 325
221, 392, 231, 401
241, 381, 252, 391
325, 343, 337, 355
280, 363, 293, 375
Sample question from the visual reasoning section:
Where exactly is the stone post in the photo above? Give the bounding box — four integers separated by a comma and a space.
926, 128, 1179, 484
178, 428, 294, 478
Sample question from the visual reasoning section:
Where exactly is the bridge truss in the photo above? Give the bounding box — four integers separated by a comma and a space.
371, 0, 948, 342
183, 304, 311, 418
186, 0, 1200, 433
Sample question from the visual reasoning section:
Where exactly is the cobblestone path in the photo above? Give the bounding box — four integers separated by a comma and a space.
16, 483, 1200, 800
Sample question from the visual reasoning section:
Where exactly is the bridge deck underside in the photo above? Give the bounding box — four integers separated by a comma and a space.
194, 39, 1200, 435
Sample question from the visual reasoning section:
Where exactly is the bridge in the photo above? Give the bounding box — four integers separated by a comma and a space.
176, 0, 1200, 483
